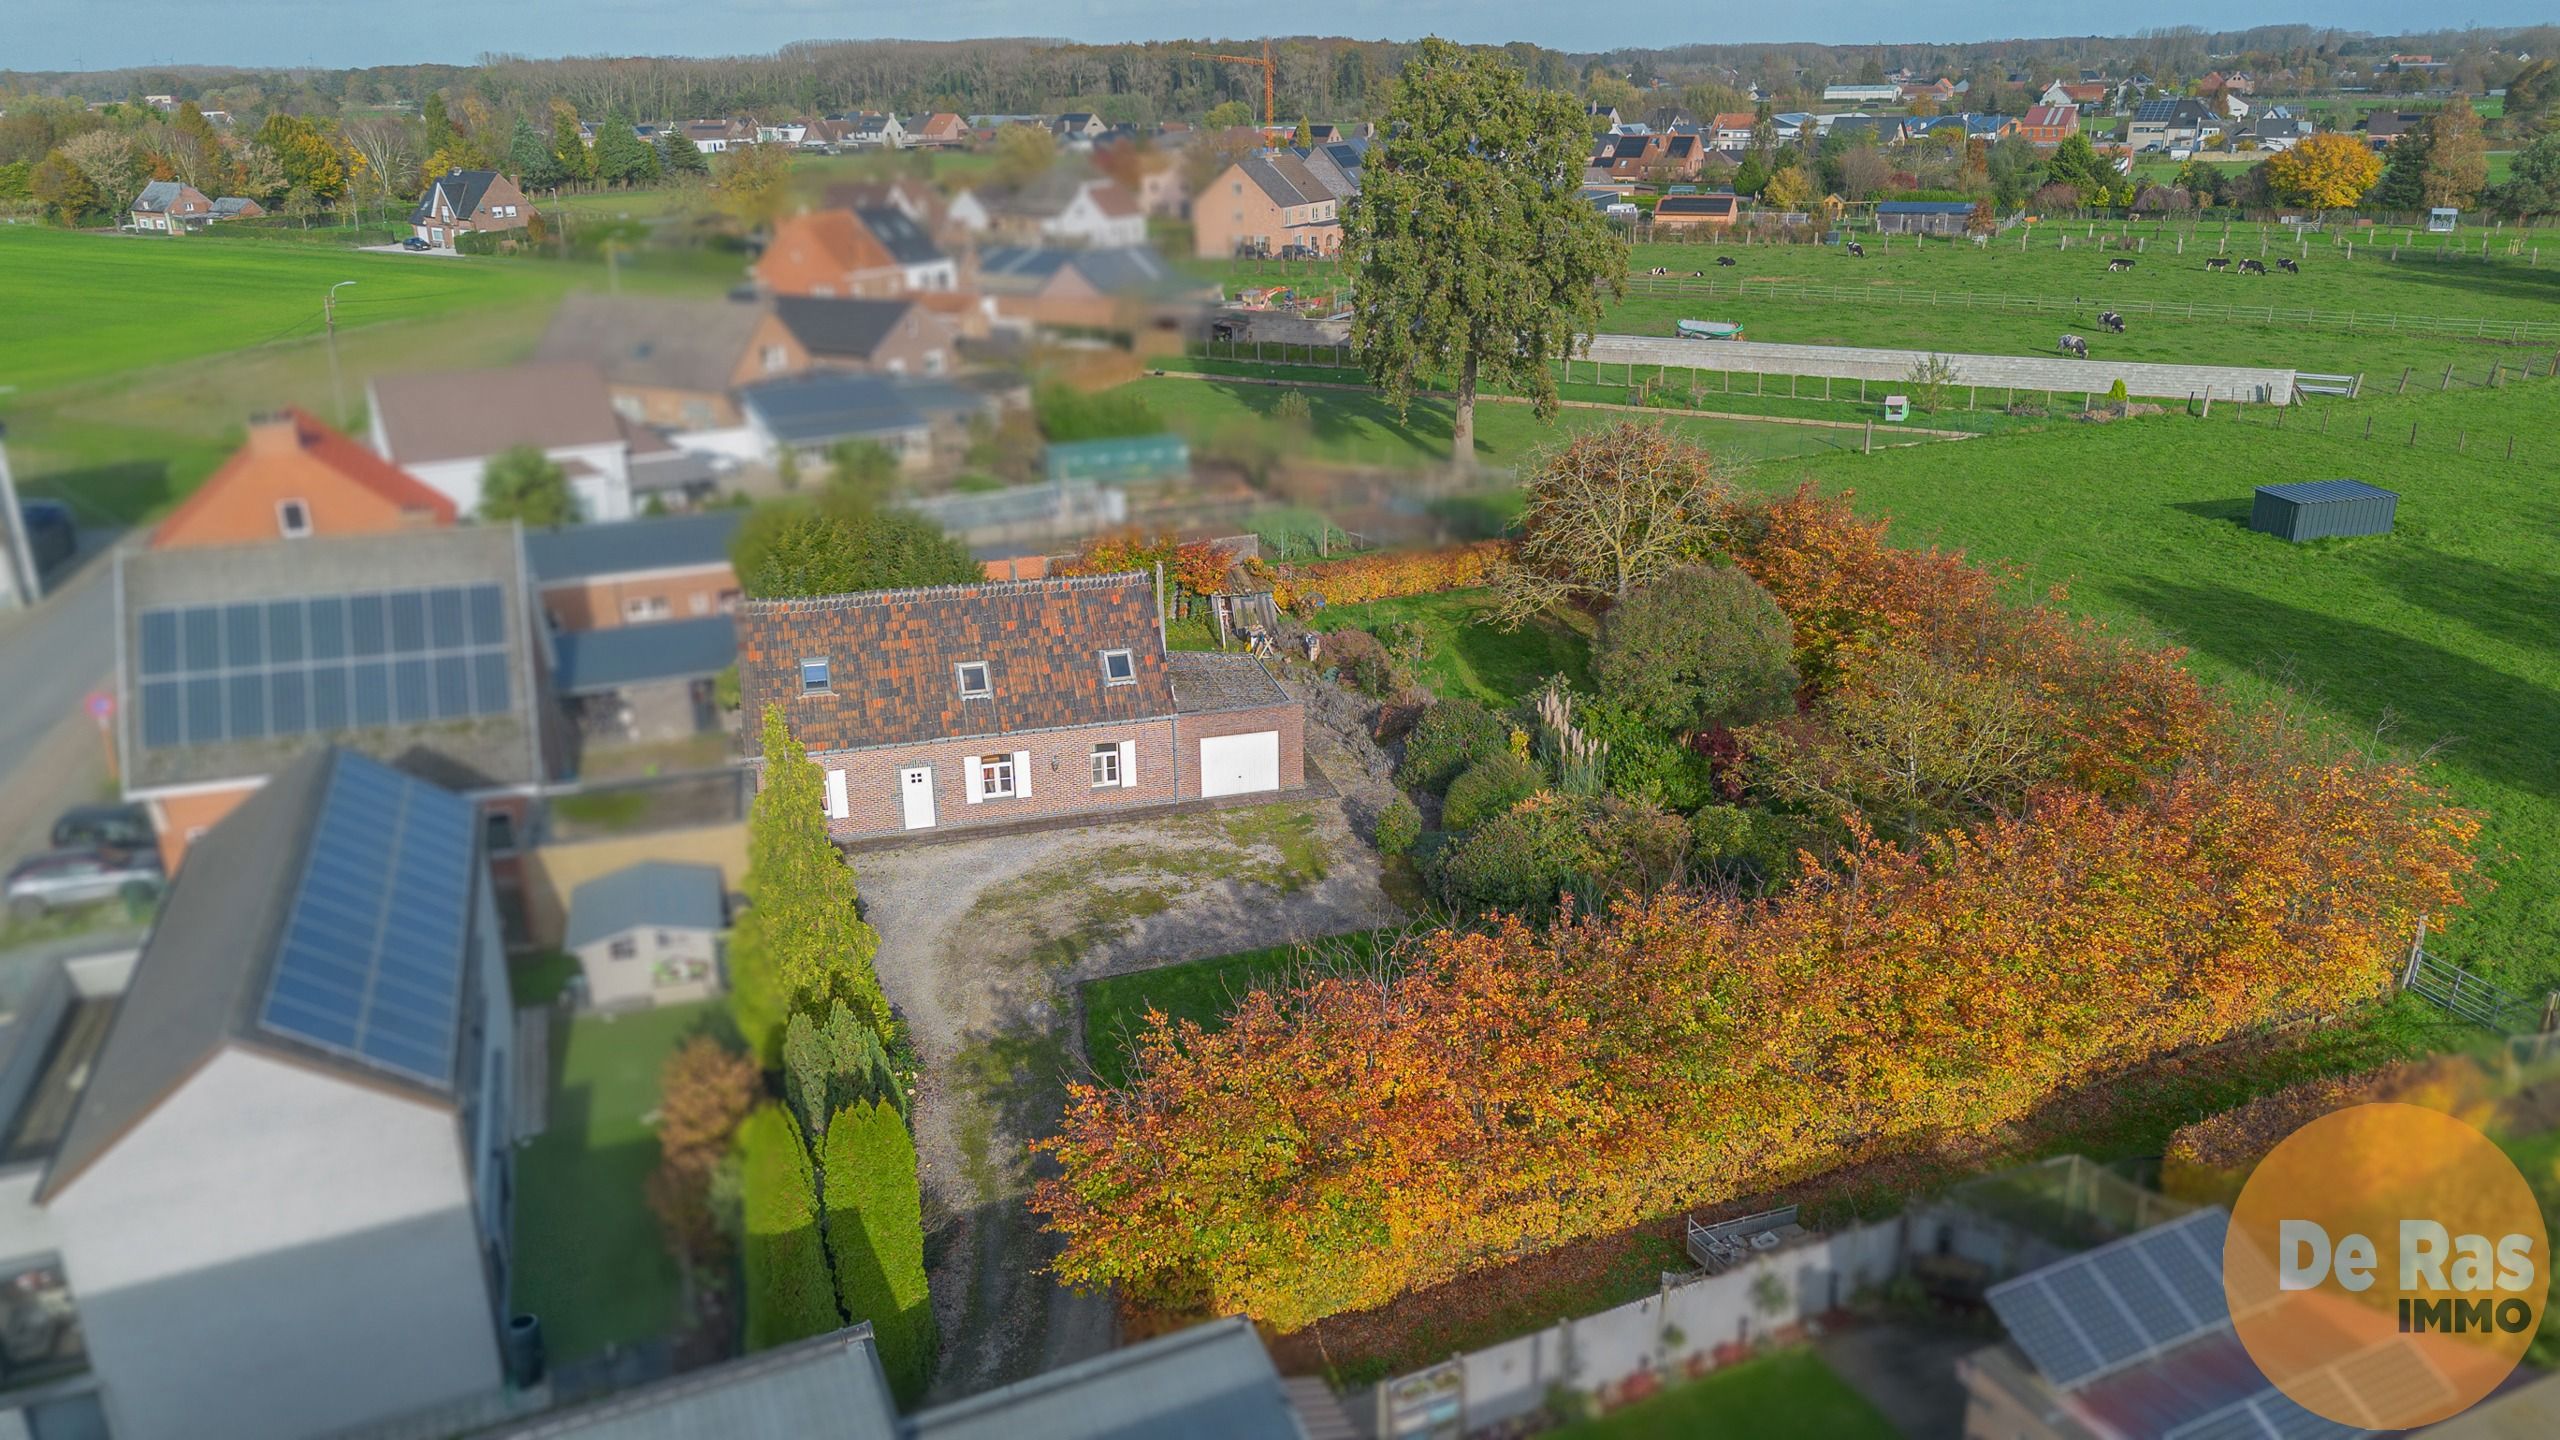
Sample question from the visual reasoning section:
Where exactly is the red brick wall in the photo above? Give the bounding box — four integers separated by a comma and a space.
799, 702, 1303, 839
540, 568, 741, 632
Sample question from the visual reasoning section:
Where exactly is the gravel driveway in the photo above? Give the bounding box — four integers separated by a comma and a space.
852, 784, 1401, 1401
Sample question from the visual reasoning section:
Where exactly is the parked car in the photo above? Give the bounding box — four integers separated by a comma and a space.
18, 500, 75, 576
5, 848, 163, 919
402, 236, 434, 251
49, 803, 153, 852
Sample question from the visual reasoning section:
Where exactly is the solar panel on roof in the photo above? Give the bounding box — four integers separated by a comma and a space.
134, 585, 516, 749
1989, 1209, 2233, 1389
255, 753, 477, 1089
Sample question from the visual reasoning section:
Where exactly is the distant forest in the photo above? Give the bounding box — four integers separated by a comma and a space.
6, 24, 2557, 130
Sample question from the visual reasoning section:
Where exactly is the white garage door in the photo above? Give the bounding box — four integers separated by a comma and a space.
1198, 731, 1280, 797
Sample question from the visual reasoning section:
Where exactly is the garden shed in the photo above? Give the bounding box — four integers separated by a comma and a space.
2249, 480, 2397, 543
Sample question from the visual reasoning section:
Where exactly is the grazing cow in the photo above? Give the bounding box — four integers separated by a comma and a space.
2099, 311, 2126, 334
1845, 241, 1866, 258
2276, 257, 2300, 273
2059, 333, 2089, 359
2107, 258, 2135, 272
1716, 255, 1737, 267
2206, 258, 2231, 272
2237, 258, 2266, 274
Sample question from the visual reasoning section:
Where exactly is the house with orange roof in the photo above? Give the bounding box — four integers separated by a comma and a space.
1709, 112, 1759, 153
2018, 104, 2080, 145
753, 208, 954, 298
911, 112, 971, 147
151, 409, 455, 551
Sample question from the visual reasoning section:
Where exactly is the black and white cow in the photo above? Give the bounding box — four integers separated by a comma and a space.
1845, 241, 1866, 257
2098, 311, 2126, 334
2059, 333, 2090, 359
2107, 257, 2135, 272
2236, 258, 2267, 274
2276, 257, 2300, 273
2206, 258, 2232, 272
1716, 255, 1738, 267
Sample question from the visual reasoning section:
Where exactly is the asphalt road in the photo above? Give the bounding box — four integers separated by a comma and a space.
0, 540, 120, 869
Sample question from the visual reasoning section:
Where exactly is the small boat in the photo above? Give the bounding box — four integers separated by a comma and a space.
1676, 319, 1745, 341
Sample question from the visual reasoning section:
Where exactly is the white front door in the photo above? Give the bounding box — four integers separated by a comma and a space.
1198, 732, 1281, 797
899, 766, 937, 830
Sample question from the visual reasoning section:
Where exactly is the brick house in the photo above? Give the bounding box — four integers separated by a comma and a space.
152, 408, 455, 550
754, 208, 954, 298
534, 292, 810, 430
408, 169, 531, 248
736, 572, 1303, 840
1709, 113, 1758, 154
1651, 194, 1743, 232
130, 180, 212, 232
2017, 104, 2080, 145
771, 297, 958, 377
911, 112, 970, 147
1191, 152, 1347, 258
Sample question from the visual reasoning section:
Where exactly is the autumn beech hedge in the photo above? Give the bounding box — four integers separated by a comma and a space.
1266, 540, 1511, 610
1031, 488, 2480, 1332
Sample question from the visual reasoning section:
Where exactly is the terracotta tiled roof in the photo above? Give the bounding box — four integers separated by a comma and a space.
763, 209, 896, 279
738, 571, 1177, 753
156, 407, 456, 540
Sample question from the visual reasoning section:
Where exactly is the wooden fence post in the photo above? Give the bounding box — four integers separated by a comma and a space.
2402, 917, 2428, 990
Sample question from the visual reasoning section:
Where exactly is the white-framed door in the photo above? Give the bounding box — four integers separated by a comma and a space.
899, 766, 937, 830
1198, 732, 1281, 797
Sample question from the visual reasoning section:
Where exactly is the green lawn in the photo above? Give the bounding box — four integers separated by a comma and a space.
1310, 589, 1592, 707
1777, 379, 2560, 986
1127, 375, 1868, 471
0, 226, 577, 395
1549, 1349, 1896, 1440
1081, 928, 1398, 1088
511, 1000, 737, 1363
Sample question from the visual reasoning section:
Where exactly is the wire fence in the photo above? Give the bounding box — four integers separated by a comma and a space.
1619, 273, 2560, 344
2202, 397, 2556, 467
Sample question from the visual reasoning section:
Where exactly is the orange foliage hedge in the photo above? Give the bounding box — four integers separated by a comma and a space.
1265, 541, 1511, 610
1061, 531, 1236, 596
1032, 487, 2480, 1332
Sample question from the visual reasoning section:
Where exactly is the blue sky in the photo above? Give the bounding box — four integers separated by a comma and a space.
2, 1, 2542, 73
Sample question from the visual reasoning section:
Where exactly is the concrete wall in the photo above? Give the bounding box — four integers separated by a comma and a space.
520, 823, 746, 951
1583, 333, 2296, 404
48, 1049, 500, 1440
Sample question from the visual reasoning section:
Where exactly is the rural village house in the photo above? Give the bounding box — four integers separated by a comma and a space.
534, 293, 810, 431
736, 571, 1303, 840
367, 362, 637, 521
408, 169, 530, 249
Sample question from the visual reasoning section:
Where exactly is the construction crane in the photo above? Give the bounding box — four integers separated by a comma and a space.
1198, 38, 1276, 130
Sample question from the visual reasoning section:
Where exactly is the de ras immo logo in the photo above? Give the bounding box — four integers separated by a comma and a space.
2225, 1103, 2548, 1429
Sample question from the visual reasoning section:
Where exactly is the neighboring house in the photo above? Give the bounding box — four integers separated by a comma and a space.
1585, 103, 1622, 129
970, 243, 1210, 340
1133, 156, 1191, 218
1709, 112, 1758, 153
849, 112, 907, 149
911, 111, 970, 147
1193, 151, 1347, 258
683, 119, 753, 153
207, 195, 264, 220
754, 208, 951, 299
368, 362, 636, 521
2017, 104, 2080, 145
563, 861, 725, 1009
2248, 114, 2308, 151
151, 407, 455, 550
1899, 77, 1957, 103
408, 169, 531, 248
1050, 112, 1107, 146
736, 571, 1304, 840
2362, 110, 2429, 148
1651, 193, 1744, 231
526, 508, 744, 633
739, 374, 934, 470
757, 120, 809, 145
0, 747, 515, 1440
1875, 200, 1978, 235
950, 170, 1147, 249
113, 525, 552, 873
1657, 133, 1706, 178
772, 296, 959, 376
823, 176, 948, 233
2129, 97, 2223, 151
1600, 132, 1669, 180
128, 179, 211, 232
1821, 84, 1902, 104
535, 292, 810, 430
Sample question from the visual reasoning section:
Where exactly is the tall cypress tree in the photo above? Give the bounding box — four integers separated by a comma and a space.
730, 706, 891, 1065
823, 1099, 936, 1403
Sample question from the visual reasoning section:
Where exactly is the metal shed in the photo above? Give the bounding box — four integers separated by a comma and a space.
2249, 479, 2397, 543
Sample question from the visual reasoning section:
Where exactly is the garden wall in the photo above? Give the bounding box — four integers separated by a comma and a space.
1582, 333, 2297, 404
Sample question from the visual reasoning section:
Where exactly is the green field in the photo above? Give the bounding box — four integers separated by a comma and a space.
0, 226, 578, 395
1773, 379, 2560, 986
512, 1001, 737, 1363
1549, 1348, 1896, 1440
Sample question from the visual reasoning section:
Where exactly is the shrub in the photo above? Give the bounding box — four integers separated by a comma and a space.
1373, 793, 1422, 856
1272, 389, 1314, 428
1442, 752, 1545, 832
1321, 627, 1398, 697
1395, 697, 1506, 794
738, 1105, 841, 1350
823, 1099, 937, 1403
1578, 695, 1717, 812
1062, 531, 1234, 596
1438, 792, 1605, 916
1268, 541, 1509, 610
1594, 565, 1799, 733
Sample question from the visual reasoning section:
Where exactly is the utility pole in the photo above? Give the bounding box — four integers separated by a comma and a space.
324, 280, 358, 424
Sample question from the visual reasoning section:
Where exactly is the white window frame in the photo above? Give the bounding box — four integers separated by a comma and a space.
955, 660, 991, 698
276, 498, 312, 539
1090, 743, 1120, 787
801, 656, 832, 694
625, 595, 671, 621
1100, 648, 1136, 686
980, 754, 1016, 799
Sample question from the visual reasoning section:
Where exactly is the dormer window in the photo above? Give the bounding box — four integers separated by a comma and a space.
801, 656, 831, 693
277, 500, 312, 539
956, 661, 991, 698
1100, 649, 1135, 685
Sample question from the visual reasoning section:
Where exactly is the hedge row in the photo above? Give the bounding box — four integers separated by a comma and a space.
738, 1103, 842, 1350
1269, 540, 1510, 610
822, 1099, 938, 1404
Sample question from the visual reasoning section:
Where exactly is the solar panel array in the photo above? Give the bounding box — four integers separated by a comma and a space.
256, 754, 478, 1089
1987, 1207, 2231, 1388
135, 584, 512, 751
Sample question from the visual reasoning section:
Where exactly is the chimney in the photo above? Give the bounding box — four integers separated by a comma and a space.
246, 411, 303, 456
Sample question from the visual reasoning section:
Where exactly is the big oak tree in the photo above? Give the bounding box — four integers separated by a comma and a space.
1346, 37, 1624, 464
